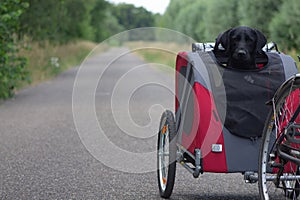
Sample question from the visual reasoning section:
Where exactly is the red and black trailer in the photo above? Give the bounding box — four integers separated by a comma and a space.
157, 42, 300, 199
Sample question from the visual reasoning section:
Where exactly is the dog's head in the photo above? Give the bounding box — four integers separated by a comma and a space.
215, 26, 267, 69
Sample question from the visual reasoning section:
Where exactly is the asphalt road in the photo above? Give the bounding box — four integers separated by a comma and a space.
0, 47, 260, 199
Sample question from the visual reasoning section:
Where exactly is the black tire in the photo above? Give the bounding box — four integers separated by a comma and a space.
259, 76, 300, 200
157, 110, 177, 199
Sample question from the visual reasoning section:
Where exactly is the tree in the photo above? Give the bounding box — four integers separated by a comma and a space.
0, 0, 29, 98
63, 0, 94, 41
173, 1, 208, 41
96, 10, 124, 42
161, 0, 239, 41
161, 0, 194, 29
20, 0, 106, 43
20, 0, 66, 42
204, 0, 240, 41
90, 1, 124, 42
269, 0, 300, 49
111, 3, 155, 30
238, 0, 283, 37
111, 3, 155, 41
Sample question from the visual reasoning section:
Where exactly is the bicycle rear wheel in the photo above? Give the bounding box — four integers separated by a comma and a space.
259, 75, 300, 200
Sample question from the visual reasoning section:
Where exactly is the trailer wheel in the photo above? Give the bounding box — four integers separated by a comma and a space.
157, 110, 177, 199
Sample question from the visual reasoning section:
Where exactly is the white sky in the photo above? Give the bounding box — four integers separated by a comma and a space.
107, 0, 170, 14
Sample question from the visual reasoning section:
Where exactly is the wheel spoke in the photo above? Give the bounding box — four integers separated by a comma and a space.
158, 151, 170, 156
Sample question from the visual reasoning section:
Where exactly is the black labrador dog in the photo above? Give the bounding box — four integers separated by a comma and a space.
214, 26, 267, 69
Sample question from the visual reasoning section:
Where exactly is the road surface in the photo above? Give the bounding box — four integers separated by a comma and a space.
0, 47, 260, 199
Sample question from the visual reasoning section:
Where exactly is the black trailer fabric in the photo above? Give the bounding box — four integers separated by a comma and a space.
189, 51, 298, 139
220, 52, 285, 138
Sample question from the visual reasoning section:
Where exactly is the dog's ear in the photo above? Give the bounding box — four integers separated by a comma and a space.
214, 33, 223, 51
255, 29, 267, 54
214, 28, 232, 54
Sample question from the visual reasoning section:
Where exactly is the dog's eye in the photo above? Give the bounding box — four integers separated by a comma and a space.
233, 36, 240, 41
245, 35, 254, 43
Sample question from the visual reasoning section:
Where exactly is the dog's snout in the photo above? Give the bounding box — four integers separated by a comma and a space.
237, 49, 247, 57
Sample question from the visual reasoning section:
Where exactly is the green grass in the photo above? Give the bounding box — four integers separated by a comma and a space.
138, 49, 176, 68
125, 41, 190, 69
19, 40, 100, 87
288, 49, 300, 68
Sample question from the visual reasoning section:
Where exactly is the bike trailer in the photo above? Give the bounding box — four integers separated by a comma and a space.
175, 44, 299, 173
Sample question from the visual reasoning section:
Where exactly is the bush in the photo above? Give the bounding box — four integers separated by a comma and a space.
0, 0, 30, 98
269, 0, 300, 50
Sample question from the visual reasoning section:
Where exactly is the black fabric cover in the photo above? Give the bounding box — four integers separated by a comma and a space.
202, 51, 294, 138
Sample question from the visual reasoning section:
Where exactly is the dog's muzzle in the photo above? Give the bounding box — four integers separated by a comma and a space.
233, 49, 250, 61
237, 49, 247, 57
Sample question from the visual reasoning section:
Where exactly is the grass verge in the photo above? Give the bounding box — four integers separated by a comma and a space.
287, 49, 300, 67
19, 40, 100, 87
125, 41, 190, 69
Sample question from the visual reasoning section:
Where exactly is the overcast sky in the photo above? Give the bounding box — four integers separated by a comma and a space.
107, 0, 170, 14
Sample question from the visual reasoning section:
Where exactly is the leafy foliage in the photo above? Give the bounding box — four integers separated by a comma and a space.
111, 3, 154, 29
237, 0, 283, 37
90, 2, 125, 42
173, 1, 208, 41
0, 0, 30, 98
19, 1, 156, 43
159, 0, 300, 48
160, 0, 194, 30
20, 0, 94, 43
20, 0, 64, 42
110, 3, 155, 41
204, 0, 240, 40
269, 0, 300, 49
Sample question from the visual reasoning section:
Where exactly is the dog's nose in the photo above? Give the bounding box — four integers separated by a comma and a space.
238, 49, 247, 57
